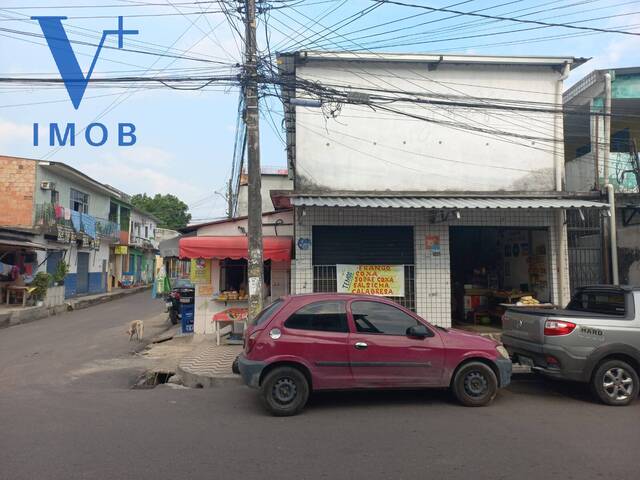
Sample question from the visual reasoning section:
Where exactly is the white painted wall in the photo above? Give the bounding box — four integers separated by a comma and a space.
196, 211, 293, 237
236, 174, 293, 216
294, 60, 564, 192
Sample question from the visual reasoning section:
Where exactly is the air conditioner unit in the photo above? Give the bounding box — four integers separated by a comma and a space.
40, 181, 56, 190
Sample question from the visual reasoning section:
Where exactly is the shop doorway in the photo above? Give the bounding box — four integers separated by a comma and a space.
449, 227, 551, 328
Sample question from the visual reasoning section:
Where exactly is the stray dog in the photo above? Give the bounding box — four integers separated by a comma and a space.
127, 320, 144, 342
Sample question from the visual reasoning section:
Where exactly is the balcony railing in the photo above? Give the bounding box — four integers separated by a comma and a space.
95, 217, 120, 241
34, 204, 119, 241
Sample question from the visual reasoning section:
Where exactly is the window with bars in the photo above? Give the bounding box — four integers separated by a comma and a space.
313, 265, 416, 312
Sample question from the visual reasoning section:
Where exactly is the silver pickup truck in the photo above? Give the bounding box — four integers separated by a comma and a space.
502, 285, 640, 406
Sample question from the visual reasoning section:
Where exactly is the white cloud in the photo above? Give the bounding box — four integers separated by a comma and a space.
0, 118, 32, 151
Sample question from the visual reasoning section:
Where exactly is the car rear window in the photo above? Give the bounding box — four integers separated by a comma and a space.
566, 291, 626, 316
284, 301, 348, 333
254, 299, 284, 326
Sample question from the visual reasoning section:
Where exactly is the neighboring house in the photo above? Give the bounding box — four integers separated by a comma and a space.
128, 208, 159, 284
564, 67, 640, 286
0, 155, 120, 298
273, 51, 610, 328
177, 210, 293, 334
235, 167, 293, 216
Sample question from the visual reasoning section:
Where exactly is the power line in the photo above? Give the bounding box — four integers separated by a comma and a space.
373, 0, 640, 37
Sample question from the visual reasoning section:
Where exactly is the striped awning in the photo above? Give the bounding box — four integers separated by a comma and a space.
290, 196, 608, 210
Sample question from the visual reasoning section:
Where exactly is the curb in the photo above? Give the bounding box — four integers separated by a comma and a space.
0, 285, 152, 329
177, 366, 243, 388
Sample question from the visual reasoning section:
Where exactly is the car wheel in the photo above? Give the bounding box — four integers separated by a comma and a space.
231, 356, 240, 375
591, 359, 639, 406
452, 362, 498, 407
261, 367, 309, 416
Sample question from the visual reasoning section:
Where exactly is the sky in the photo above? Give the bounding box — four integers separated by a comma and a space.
1, 0, 640, 222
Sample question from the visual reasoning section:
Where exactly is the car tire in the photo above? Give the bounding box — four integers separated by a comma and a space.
591, 359, 639, 406
231, 356, 240, 375
260, 367, 309, 416
452, 362, 498, 407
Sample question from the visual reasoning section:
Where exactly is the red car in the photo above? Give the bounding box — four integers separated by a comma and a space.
238, 294, 512, 416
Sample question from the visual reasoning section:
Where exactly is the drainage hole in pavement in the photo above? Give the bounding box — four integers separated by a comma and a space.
132, 371, 175, 389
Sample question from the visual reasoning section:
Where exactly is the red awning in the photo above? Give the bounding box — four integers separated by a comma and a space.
179, 236, 292, 261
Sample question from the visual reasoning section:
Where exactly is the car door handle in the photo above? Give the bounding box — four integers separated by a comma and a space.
354, 342, 368, 350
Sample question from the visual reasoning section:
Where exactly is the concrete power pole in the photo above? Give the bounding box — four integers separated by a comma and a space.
243, 0, 264, 321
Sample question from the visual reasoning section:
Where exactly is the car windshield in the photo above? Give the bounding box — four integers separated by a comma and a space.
172, 278, 194, 289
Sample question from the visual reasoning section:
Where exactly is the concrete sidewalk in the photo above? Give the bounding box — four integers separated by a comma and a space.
0, 285, 152, 328
176, 342, 243, 388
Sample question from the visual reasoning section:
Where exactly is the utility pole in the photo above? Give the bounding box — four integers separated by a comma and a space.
243, 0, 264, 321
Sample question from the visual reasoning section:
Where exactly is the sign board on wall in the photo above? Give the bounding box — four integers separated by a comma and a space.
114, 245, 128, 255
197, 284, 214, 297
190, 258, 211, 284
336, 265, 405, 297
425, 235, 441, 256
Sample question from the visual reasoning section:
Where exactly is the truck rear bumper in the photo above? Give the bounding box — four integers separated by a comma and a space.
502, 335, 587, 382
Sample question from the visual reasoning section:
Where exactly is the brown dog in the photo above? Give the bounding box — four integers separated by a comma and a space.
127, 320, 144, 342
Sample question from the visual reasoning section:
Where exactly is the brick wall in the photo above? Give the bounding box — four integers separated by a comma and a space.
0, 156, 36, 227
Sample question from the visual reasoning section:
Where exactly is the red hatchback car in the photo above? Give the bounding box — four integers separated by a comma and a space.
238, 294, 512, 416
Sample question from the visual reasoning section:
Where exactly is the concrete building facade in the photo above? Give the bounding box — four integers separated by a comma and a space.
276, 51, 608, 328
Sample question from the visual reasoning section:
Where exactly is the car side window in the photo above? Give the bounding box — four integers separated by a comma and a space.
351, 301, 420, 336
284, 301, 348, 333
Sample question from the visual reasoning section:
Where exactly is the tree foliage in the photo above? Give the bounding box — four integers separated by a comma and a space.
130, 193, 191, 230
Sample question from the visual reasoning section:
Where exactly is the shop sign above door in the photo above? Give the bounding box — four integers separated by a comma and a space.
336, 265, 404, 297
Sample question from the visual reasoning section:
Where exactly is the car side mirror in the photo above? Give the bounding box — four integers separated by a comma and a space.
407, 324, 431, 338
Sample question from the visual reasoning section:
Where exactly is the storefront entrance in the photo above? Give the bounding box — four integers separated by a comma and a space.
449, 226, 551, 328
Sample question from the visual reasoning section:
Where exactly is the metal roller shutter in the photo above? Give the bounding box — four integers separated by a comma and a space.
312, 226, 414, 265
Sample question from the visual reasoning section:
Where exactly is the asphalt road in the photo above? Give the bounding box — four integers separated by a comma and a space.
0, 293, 638, 480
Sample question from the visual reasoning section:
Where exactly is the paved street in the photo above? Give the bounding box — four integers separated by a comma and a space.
0, 294, 638, 480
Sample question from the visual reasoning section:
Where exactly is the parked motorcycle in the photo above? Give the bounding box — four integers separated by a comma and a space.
165, 278, 195, 325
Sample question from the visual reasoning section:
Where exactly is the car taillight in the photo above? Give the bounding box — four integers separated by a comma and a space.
544, 319, 576, 336
245, 330, 260, 354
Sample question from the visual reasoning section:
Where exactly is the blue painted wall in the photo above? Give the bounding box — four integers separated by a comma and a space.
64, 273, 77, 299
64, 272, 106, 298
88, 272, 106, 294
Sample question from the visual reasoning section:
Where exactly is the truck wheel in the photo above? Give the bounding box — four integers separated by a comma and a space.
261, 367, 309, 416
591, 359, 639, 406
452, 362, 498, 407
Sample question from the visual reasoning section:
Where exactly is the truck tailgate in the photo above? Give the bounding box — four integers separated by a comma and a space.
502, 309, 547, 343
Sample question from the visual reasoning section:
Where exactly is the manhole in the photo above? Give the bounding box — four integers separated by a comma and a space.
132, 371, 175, 389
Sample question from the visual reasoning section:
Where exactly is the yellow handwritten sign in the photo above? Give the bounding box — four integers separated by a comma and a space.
190, 258, 211, 284
114, 245, 128, 255
336, 265, 405, 297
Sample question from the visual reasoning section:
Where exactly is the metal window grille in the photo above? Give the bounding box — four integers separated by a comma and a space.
567, 209, 604, 292
313, 265, 416, 312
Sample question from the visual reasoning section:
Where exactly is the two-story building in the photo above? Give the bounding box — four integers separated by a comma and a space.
564, 67, 640, 287
0, 155, 120, 299
273, 51, 610, 329
128, 208, 159, 285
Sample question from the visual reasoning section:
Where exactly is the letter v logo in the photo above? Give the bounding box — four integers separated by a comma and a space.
32, 16, 138, 110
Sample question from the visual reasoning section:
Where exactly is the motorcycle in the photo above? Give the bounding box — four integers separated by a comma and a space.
165, 279, 195, 325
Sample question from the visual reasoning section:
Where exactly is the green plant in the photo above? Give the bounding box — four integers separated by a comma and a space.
31, 272, 52, 301
53, 261, 69, 284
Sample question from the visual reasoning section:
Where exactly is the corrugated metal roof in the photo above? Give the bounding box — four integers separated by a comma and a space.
290, 196, 608, 209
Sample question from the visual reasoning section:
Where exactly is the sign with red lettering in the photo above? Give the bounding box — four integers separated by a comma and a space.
336, 264, 404, 297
